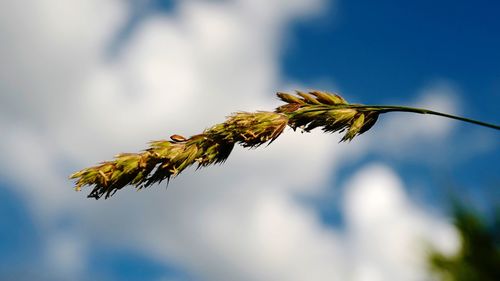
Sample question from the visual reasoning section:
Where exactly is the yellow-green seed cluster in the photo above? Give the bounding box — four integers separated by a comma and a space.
276, 90, 379, 141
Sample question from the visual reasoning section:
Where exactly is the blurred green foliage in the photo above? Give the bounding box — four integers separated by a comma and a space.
429, 204, 500, 281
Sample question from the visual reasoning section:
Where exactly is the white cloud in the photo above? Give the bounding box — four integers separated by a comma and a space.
0, 0, 127, 124
0, 0, 460, 280
343, 164, 459, 281
336, 81, 464, 164
45, 232, 87, 279
378, 81, 460, 144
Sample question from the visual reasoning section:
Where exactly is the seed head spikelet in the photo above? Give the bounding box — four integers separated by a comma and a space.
70, 90, 500, 199
276, 90, 379, 141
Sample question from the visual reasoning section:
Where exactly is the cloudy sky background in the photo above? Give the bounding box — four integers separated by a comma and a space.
1, 0, 499, 280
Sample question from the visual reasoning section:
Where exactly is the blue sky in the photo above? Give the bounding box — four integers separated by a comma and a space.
282, 0, 500, 213
0, 0, 498, 280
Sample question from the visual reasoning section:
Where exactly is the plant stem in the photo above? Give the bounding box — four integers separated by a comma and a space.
354, 105, 500, 130
295, 104, 500, 130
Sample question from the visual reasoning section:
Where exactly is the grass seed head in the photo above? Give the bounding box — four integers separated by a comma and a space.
276, 91, 379, 141
71, 90, 380, 199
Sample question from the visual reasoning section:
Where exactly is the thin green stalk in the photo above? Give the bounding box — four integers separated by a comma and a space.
293, 104, 500, 130
350, 105, 500, 130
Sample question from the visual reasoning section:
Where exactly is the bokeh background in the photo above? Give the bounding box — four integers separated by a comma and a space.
1, 0, 499, 280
